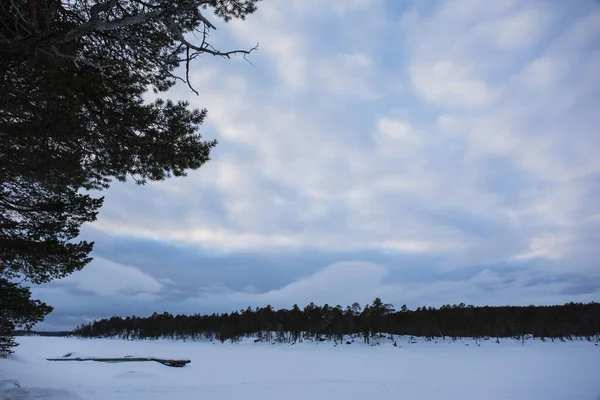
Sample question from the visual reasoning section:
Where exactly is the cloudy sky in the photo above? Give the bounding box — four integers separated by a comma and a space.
34, 0, 600, 330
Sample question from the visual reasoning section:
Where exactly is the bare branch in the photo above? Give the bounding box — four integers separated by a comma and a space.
41, 45, 110, 69
243, 47, 258, 67
195, 9, 216, 30
164, 15, 256, 59
185, 47, 199, 95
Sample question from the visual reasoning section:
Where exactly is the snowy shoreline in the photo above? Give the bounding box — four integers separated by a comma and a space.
56, 332, 600, 348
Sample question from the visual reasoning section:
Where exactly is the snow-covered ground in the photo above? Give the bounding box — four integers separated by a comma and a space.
1, 336, 599, 399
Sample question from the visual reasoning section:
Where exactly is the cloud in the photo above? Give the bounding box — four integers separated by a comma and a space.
514, 235, 573, 261
315, 53, 379, 99
374, 117, 422, 154
56, 257, 164, 298
410, 60, 496, 108
88, 0, 600, 267
403, 0, 555, 108
487, 8, 551, 49
223, 261, 389, 308
228, 2, 308, 90
242, 262, 600, 310
34, 245, 600, 330
28, 1, 600, 328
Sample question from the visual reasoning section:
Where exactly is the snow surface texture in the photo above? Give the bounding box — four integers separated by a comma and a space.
1, 336, 600, 400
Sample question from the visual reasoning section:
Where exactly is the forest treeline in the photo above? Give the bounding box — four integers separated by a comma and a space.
73, 299, 600, 344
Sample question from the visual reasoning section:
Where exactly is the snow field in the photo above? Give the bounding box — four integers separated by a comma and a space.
1, 336, 599, 400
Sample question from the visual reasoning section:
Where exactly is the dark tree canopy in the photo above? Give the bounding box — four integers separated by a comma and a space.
73, 300, 600, 345
0, 279, 52, 355
0, 0, 259, 92
0, 0, 260, 355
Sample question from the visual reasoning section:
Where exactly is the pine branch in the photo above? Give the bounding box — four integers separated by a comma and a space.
0, 0, 212, 53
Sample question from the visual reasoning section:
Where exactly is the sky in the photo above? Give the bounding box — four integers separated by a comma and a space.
33, 0, 600, 330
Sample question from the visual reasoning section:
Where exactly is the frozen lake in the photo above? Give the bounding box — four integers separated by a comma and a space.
1, 336, 599, 399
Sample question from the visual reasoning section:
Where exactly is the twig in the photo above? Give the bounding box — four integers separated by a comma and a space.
164, 16, 256, 58
185, 47, 198, 95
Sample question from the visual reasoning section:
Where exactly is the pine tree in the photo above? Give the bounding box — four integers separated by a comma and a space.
0, 279, 51, 356
370, 298, 394, 338
72, 301, 600, 344
360, 305, 371, 344
1, 0, 260, 354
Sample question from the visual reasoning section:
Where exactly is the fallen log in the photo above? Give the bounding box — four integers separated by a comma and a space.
47, 357, 191, 367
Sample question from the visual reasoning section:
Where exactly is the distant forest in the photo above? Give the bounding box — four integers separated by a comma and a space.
73, 299, 600, 344
13, 330, 71, 337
